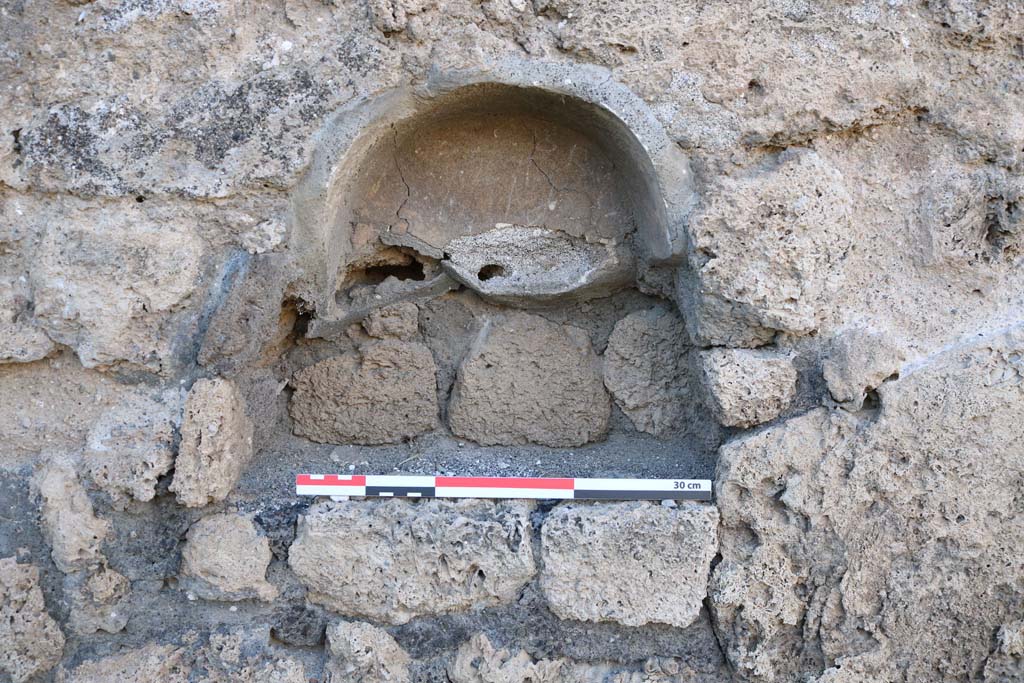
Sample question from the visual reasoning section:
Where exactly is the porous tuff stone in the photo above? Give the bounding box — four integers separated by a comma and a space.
603, 307, 692, 436
170, 378, 254, 508
325, 621, 411, 683
448, 634, 568, 683
822, 327, 905, 410
83, 388, 183, 508
981, 620, 1024, 682
0, 274, 54, 364
289, 499, 535, 625
30, 209, 204, 373
362, 301, 420, 341
56, 644, 189, 683
677, 148, 852, 347
540, 501, 719, 628
32, 454, 110, 574
441, 225, 633, 305
0, 558, 65, 683
180, 513, 277, 602
54, 630, 307, 683
65, 564, 131, 635
448, 312, 610, 447
289, 340, 438, 445
711, 324, 1024, 682
699, 348, 798, 428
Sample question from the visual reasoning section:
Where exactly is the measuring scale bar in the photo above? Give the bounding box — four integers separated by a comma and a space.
295, 475, 713, 501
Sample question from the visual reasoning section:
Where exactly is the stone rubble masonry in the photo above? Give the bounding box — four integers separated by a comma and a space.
325, 621, 411, 683
180, 513, 278, 602
289, 498, 535, 625
699, 348, 798, 428
540, 501, 719, 628
289, 340, 439, 445
32, 454, 111, 574
170, 378, 255, 508
603, 307, 692, 436
448, 312, 610, 447
0, 557, 65, 683
711, 323, 1024, 681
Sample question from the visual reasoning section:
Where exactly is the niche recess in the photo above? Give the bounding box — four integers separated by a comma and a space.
289, 60, 696, 332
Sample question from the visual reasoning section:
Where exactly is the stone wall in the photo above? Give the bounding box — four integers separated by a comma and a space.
1, 1, 1022, 682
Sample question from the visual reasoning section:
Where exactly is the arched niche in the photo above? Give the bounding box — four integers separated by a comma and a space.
288, 60, 696, 334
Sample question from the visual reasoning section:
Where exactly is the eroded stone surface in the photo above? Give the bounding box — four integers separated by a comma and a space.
32, 455, 110, 574
699, 348, 797, 428
325, 621, 411, 683
449, 312, 610, 447
448, 634, 568, 683
289, 499, 535, 625
65, 564, 131, 636
170, 378, 254, 508
0, 557, 65, 683
362, 301, 420, 341
677, 149, 852, 347
541, 501, 718, 628
57, 644, 189, 683
822, 327, 905, 410
30, 208, 204, 373
711, 324, 1024, 682
0, 274, 54, 364
83, 388, 184, 508
441, 225, 633, 305
55, 630, 307, 683
180, 513, 277, 602
289, 340, 438, 445
603, 307, 692, 436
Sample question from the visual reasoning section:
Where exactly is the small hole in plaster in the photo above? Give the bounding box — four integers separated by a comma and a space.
477, 264, 506, 281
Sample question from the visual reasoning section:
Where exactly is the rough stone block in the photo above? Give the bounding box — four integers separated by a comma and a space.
448, 312, 610, 447
289, 340, 438, 445
32, 455, 110, 574
677, 148, 852, 347
448, 634, 568, 683
65, 564, 131, 636
56, 644, 190, 683
540, 501, 718, 628
170, 378, 254, 508
0, 557, 65, 683
699, 348, 797, 428
289, 499, 535, 625
0, 275, 55, 365
325, 621, 411, 683
603, 307, 692, 436
30, 209, 204, 373
180, 513, 277, 602
83, 388, 184, 508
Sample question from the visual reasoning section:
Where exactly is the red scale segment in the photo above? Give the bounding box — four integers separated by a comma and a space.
436, 476, 573, 490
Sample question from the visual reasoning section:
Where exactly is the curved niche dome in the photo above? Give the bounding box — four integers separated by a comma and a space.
288, 61, 695, 334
